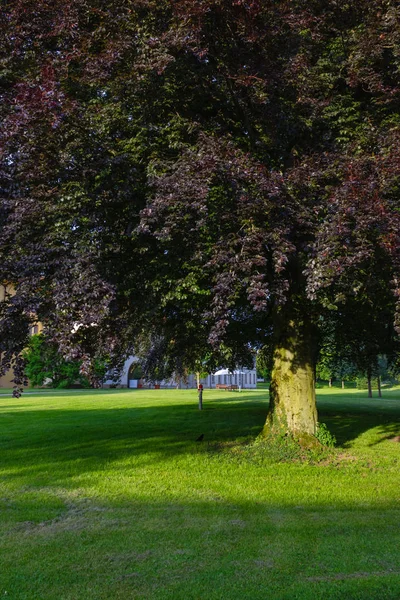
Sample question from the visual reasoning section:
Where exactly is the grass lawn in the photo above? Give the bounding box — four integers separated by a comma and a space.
0, 387, 399, 599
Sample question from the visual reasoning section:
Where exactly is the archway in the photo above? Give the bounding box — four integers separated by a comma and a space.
127, 362, 143, 389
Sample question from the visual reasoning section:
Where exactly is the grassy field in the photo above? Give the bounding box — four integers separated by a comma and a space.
0, 387, 399, 600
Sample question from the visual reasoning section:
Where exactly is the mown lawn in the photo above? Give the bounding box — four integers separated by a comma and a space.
0, 387, 399, 599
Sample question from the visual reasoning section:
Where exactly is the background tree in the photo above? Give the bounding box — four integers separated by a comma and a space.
1, 1, 400, 438
256, 339, 274, 383
23, 334, 107, 388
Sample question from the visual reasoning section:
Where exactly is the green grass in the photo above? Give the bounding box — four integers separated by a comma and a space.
0, 387, 399, 599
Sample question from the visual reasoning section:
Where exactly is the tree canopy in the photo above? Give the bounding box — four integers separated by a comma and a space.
1, 0, 399, 435
23, 333, 107, 388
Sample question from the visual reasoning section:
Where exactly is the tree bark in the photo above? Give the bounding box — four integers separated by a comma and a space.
329, 377, 332, 388
342, 380, 345, 389
262, 314, 317, 437
377, 375, 382, 398
367, 371, 372, 398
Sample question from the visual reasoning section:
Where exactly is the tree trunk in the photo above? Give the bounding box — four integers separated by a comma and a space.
377, 375, 382, 398
342, 380, 345, 389
329, 377, 332, 388
262, 315, 317, 437
367, 371, 372, 398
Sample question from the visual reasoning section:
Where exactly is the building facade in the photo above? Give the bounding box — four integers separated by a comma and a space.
0, 283, 43, 388
103, 357, 257, 389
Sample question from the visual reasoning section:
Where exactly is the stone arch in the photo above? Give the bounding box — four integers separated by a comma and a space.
127, 361, 143, 389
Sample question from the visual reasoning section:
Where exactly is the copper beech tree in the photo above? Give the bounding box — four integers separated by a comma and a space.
1, 0, 400, 436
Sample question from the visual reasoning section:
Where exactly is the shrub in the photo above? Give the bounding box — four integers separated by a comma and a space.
356, 377, 378, 390
315, 422, 336, 447
24, 334, 106, 388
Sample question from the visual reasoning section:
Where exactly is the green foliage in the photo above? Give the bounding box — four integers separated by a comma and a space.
315, 422, 337, 448
256, 367, 270, 382
256, 345, 273, 381
23, 334, 106, 388
129, 363, 143, 380
356, 376, 378, 390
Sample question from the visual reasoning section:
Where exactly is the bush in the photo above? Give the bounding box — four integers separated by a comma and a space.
356, 377, 378, 390
315, 422, 336, 447
24, 334, 106, 388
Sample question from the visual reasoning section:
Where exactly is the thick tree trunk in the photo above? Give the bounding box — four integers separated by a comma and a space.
262, 315, 317, 437
342, 380, 345, 389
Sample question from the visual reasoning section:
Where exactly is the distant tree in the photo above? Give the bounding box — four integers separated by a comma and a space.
1, 1, 400, 439
23, 335, 107, 388
256, 344, 273, 382
316, 353, 357, 389
316, 326, 338, 387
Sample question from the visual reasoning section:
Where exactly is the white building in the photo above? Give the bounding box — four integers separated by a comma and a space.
103, 357, 257, 389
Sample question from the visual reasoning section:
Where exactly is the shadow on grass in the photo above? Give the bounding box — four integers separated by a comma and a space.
0, 390, 399, 487
316, 393, 400, 447
0, 399, 266, 485
1, 492, 400, 600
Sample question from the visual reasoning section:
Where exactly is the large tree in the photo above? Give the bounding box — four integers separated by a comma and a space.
1, 0, 400, 437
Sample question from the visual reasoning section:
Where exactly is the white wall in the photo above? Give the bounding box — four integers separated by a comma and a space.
103, 356, 137, 388
103, 357, 257, 389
